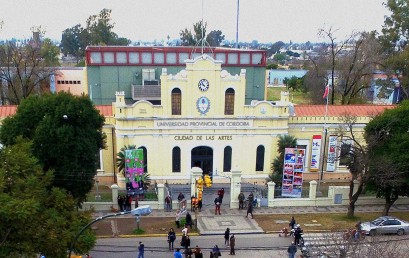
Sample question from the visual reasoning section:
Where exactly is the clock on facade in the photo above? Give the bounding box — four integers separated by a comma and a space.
198, 79, 209, 91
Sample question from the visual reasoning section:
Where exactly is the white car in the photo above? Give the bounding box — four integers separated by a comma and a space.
361, 216, 409, 236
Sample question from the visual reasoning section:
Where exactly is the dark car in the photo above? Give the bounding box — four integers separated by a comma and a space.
361, 216, 409, 236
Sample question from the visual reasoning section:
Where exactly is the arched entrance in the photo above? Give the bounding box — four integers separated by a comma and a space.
191, 146, 213, 174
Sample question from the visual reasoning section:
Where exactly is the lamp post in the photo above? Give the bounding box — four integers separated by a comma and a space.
95, 174, 101, 201
67, 206, 151, 258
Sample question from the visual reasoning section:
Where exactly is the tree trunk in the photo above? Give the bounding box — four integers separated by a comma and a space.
383, 193, 399, 216
347, 179, 364, 218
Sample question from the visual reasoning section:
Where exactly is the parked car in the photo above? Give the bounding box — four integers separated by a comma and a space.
361, 216, 409, 236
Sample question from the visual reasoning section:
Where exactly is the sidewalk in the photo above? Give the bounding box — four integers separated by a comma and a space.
93, 204, 409, 236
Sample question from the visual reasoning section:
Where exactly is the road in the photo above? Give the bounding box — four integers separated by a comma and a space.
88, 233, 409, 258
89, 234, 292, 258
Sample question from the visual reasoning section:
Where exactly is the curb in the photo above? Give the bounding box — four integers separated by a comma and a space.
97, 233, 201, 238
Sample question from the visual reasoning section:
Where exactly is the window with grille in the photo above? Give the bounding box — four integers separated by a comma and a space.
224, 88, 235, 115
171, 88, 181, 115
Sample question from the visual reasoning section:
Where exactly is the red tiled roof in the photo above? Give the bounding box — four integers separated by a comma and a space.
95, 105, 113, 116
0, 106, 17, 117
0, 105, 112, 118
294, 105, 396, 117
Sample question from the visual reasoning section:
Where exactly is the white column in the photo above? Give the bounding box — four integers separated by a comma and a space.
309, 180, 318, 200
190, 167, 203, 197
157, 183, 165, 210
230, 170, 242, 208
111, 184, 119, 209
267, 181, 275, 207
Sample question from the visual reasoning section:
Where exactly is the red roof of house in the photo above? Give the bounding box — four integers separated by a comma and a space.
0, 106, 17, 117
0, 105, 112, 118
294, 105, 396, 117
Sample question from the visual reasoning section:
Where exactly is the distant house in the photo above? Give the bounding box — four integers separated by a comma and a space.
368, 71, 400, 104
268, 69, 307, 86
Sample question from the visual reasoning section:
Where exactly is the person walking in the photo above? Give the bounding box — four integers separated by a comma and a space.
211, 245, 221, 258
117, 194, 124, 211
229, 234, 236, 255
289, 216, 296, 229
238, 191, 245, 209
193, 245, 203, 258
185, 212, 193, 229
175, 209, 181, 228
182, 224, 189, 236
218, 188, 225, 203
165, 195, 172, 212
246, 202, 254, 219
174, 248, 183, 258
287, 242, 297, 258
167, 228, 176, 250
224, 228, 230, 246
137, 241, 145, 258
177, 192, 185, 209
214, 195, 221, 215
248, 192, 254, 205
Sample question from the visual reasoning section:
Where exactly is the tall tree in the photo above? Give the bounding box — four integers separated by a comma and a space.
40, 38, 60, 67
180, 21, 207, 46
206, 30, 225, 47
379, 0, 409, 101
364, 100, 409, 215
0, 42, 55, 105
0, 138, 96, 257
307, 28, 383, 104
61, 24, 88, 63
0, 92, 106, 206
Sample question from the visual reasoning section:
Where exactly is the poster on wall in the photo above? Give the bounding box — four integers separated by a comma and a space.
310, 135, 322, 171
125, 149, 145, 190
326, 136, 338, 172
281, 148, 305, 198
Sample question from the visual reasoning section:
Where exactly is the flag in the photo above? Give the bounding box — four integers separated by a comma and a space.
323, 85, 329, 99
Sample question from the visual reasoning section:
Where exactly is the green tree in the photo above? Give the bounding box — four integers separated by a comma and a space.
206, 30, 225, 47
364, 100, 409, 215
283, 76, 306, 92
379, 1, 409, 101
0, 42, 55, 105
0, 138, 96, 257
0, 92, 106, 206
269, 135, 297, 186
40, 38, 60, 66
180, 21, 207, 46
61, 24, 88, 63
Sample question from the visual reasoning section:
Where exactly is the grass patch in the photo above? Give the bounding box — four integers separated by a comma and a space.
133, 228, 145, 234
254, 211, 409, 233
267, 87, 312, 104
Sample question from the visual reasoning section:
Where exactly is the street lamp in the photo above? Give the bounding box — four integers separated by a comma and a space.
67, 206, 151, 258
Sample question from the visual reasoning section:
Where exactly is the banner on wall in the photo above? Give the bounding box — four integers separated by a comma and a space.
281, 148, 305, 198
125, 149, 144, 189
310, 135, 322, 171
326, 136, 337, 172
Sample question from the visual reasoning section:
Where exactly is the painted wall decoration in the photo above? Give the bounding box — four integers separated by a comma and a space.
326, 136, 338, 172
310, 135, 322, 171
281, 148, 305, 198
125, 149, 144, 189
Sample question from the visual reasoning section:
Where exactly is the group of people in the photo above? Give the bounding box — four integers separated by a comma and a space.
117, 194, 138, 211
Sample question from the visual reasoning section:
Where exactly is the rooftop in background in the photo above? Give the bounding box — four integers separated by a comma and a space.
85, 46, 267, 67
293, 104, 395, 117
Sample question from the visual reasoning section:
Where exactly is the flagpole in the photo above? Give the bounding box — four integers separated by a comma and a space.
318, 85, 329, 196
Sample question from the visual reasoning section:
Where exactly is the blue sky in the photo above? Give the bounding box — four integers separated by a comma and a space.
0, 0, 390, 43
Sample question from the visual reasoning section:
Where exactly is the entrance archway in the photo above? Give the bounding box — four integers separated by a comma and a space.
191, 146, 213, 175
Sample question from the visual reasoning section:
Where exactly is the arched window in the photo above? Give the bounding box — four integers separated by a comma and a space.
224, 88, 235, 115
172, 147, 181, 172
139, 146, 148, 172
171, 88, 181, 115
256, 145, 265, 171
223, 146, 232, 172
